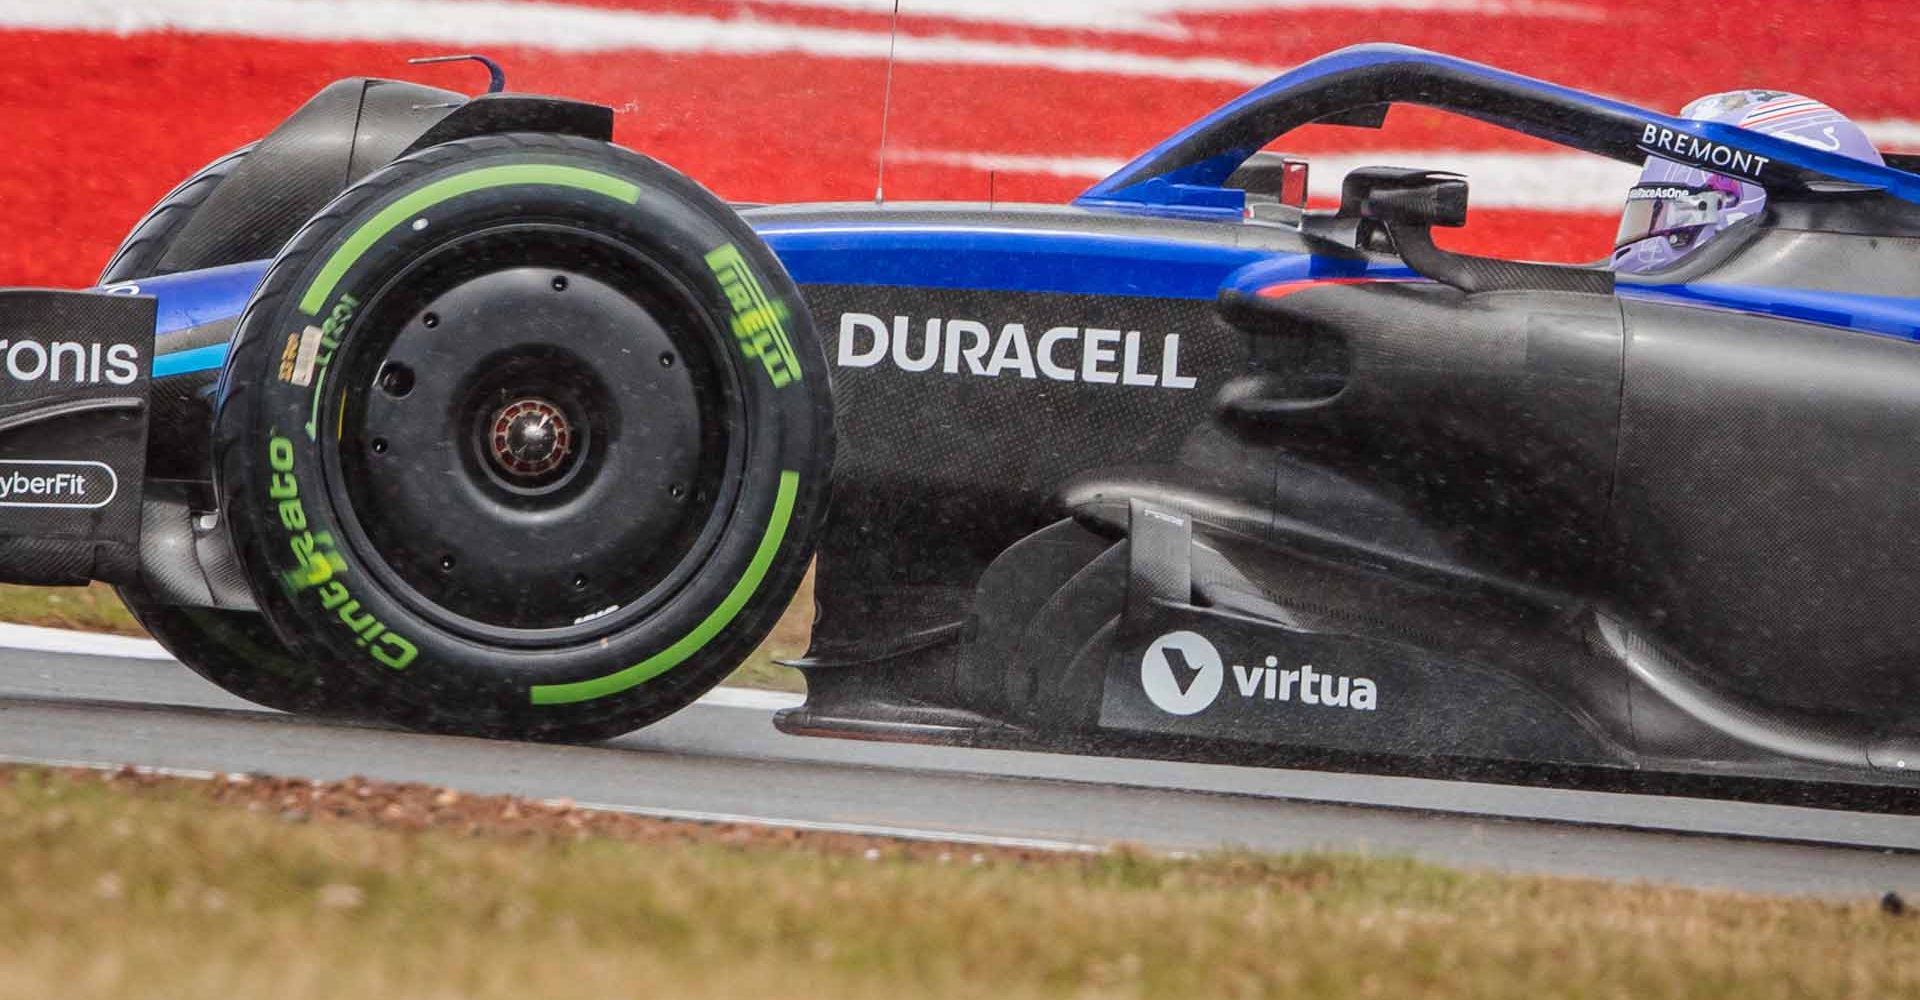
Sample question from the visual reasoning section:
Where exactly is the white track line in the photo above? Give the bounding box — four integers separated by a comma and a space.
9, 2, 1917, 141
2, 0, 1286, 84
697, 687, 805, 711
752, 0, 1598, 35
0, 622, 803, 711
902, 131, 1920, 206
1861, 120, 1920, 150
0, 753, 1102, 852
897, 147, 1643, 210
0, 622, 171, 660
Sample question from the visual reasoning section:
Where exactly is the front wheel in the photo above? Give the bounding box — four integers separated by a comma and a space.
213, 133, 833, 742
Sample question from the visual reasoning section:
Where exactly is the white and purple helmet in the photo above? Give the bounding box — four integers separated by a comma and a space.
1613, 91, 1884, 274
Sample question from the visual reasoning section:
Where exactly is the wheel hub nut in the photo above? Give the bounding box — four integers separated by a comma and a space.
489, 398, 573, 478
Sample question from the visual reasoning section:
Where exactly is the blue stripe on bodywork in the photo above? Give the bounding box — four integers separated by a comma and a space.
759, 225, 1269, 299
1219, 254, 1418, 297
94, 260, 271, 380
99, 259, 270, 338
153, 343, 231, 378
126, 226, 1284, 380
1621, 284, 1920, 342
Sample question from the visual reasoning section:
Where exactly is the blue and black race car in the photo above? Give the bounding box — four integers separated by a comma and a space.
9, 43, 1920, 805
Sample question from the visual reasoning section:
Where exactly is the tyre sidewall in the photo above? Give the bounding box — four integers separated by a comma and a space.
216, 138, 829, 735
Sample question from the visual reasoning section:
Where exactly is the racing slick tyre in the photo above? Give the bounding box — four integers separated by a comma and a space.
115, 589, 388, 719
104, 143, 391, 720
213, 133, 833, 742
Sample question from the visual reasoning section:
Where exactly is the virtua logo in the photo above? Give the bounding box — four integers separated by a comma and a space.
1139, 631, 1378, 716
0, 339, 140, 385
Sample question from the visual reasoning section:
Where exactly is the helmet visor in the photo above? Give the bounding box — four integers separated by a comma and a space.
1615, 184, 1736, 249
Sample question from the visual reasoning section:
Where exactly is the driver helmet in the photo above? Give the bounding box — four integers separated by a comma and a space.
1613, 90, 1883, 274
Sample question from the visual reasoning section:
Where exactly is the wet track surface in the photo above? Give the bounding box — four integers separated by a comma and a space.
0, 630, 1916, 897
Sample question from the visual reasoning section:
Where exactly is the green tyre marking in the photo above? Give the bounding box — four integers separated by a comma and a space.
530, 470, 801, 706
297, 164, 644, 317
304, 366, 330, 441
295, 163, 644, 439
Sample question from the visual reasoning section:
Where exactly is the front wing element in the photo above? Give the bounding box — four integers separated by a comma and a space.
0, 290, 154, 585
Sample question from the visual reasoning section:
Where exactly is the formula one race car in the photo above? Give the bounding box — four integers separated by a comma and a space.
10, 44, 1920, 805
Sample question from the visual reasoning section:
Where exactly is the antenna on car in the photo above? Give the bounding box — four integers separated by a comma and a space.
408, 54, 508, 95
874, 0, 902, 205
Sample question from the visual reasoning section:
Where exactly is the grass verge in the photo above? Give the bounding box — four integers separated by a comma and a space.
0, 764, 1913, 1000
0, 574, 812, 693
0, 583, 142, 636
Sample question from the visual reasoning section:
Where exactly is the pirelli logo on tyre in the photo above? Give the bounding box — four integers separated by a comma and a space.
706, 243, 801, 389
266, 432, 418, 672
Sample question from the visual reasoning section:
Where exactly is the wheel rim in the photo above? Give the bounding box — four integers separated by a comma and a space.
321, 223, 745, 645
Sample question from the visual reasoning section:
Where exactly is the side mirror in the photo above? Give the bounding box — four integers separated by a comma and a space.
1335, 166, 1611, 296
1340, 166, 1469, 229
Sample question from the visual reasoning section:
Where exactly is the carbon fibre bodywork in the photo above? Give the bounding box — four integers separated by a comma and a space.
16, 43, 1920, 800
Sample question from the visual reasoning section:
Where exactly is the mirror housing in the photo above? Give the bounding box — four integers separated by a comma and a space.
1341, 167, 1470, 228
1337, 165, 1611, 295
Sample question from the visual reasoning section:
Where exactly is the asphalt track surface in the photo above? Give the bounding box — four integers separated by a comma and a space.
1, 626, 1917, 898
